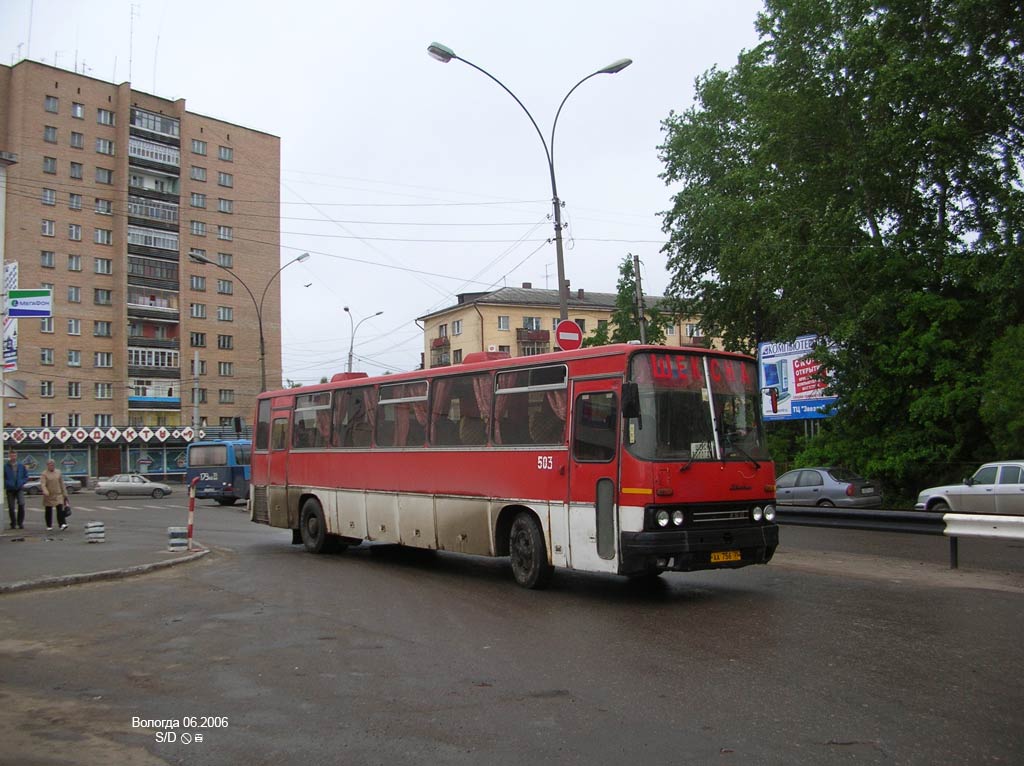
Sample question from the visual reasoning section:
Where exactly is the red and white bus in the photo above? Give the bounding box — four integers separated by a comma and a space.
250, 344, 778, 588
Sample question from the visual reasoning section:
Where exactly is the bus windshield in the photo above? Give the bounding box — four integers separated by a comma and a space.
627, 351, 769, 462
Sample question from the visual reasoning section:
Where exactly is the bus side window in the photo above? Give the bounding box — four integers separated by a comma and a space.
255, 400, 272, 450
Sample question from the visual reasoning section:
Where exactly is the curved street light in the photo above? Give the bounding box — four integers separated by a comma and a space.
427, 42, 631, 320
343, 307, 383, 374
189, 251, 310, 392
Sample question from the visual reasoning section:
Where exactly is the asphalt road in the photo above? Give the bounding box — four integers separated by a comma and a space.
1, 496, 1022, 765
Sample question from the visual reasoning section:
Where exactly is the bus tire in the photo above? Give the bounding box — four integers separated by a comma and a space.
509, 512, 553, 589
300, 499, 330, 554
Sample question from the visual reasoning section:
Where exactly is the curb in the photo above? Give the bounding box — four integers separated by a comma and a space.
0, 543, 211, 595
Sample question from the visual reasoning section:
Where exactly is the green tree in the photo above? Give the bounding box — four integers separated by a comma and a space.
659, 0, 1024, 500
583, 256, 671, 347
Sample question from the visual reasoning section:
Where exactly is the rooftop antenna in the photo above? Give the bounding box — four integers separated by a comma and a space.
128, 3, 139, 83
26, 0, 33, 60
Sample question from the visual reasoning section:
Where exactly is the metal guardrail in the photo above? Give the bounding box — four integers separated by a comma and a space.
775, 505, 1024, 569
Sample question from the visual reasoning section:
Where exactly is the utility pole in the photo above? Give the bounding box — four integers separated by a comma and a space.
632, 253, 647, 345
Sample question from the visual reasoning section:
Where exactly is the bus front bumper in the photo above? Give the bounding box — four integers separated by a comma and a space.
619, 524, 778, 575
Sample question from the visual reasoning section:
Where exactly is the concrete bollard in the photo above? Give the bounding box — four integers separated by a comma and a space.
84, 521, 106, 543
167, 526, 188, 552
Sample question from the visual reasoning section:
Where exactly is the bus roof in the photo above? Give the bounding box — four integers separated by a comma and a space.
259, 344, 755, 399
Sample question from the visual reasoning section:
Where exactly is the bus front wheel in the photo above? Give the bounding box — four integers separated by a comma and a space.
509, 512, 553, 590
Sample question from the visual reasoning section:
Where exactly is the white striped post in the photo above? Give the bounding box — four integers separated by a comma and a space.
188, 476, 199, 551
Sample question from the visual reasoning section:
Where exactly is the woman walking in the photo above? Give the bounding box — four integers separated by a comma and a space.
40, 459, 69, 531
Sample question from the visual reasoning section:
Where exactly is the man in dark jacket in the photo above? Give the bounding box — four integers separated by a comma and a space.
5, 452, 29, 529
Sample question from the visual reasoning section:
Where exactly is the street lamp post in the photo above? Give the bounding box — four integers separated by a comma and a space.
189, 251, 310, 392
343, 307, 383, 374
427, 42, 631, 321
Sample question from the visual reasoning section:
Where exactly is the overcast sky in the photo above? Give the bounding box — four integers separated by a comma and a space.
2, 0, 764, 384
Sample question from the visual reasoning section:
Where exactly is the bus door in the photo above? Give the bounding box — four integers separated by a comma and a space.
267, 410, 292, 528
567, 378, 621, 574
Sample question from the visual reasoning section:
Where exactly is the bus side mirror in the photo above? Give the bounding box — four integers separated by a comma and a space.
761, 387, 779, 414
621, 383, 640, 419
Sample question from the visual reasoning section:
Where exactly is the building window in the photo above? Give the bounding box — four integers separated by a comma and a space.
498, 316, 510, 331
95, 414, 113, 428
40, 317, 53, 333
498, 344, 511, 354
191, 166, 207, 182
94, 289, 112, 305
43, 156, 57, 174
95, 167, 113, 184
41, 188, 56, 206
68, 193, 83, 211
40, 413, 55, 428
72, 102, 84, 119
41, 348, 54, 365
217, 225, 233, 241
665, 324, 676, 336
190, 220, 207, 236
68, 223, 82, 241
218, 361, 233, 376
438, 323, 448, 338
190, 192, 206, 208
95, 198, 113, 215
218, 389, 235, 404
217, 252, 233, 267
68, 286, 81, 304
95, 257, 113, 274
218, 145, 233, 161
191, 303, 207, 319
217, 171, 233, 188
192, 139, 207, 155
70, 162, 84, 179
191, 359, 207, 375
216, 306, 233, 321
44, 95, 59, 113
190, 275, 207, 291
95, 383, 113, 399
686, 323, 704, 338
94, 229, 113, 245
97, 108, 115, 125
43, 125, 58, 143
193, 388, 207, 404
68, 350, 82, 367
190, 332, 206, 347
217, 334, 233, 350
40, 381, 54, 398
523, 316, 542, 330
68, 254, 82, 271
574, 318, 586, 332
216, 279, 232, 295
453, 320, 464, 336
68, 413, 82, 428
68, 318, 81, 335
218, 198, 233, 214
94, 352, 113, 368
95, 138, 115, 155
94, 321, 112, 337
70, 131, 84, 148
68, 381, 82, 400
42, 219, 55, 237
41, 250, 55, 268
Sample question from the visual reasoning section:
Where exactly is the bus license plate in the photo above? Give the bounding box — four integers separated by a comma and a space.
711, 550, 741, 563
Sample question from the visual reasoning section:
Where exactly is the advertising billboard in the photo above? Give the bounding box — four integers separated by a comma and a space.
757, 334, 838, 421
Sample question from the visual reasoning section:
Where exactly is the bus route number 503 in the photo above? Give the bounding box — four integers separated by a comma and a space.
537, 456, 554, 471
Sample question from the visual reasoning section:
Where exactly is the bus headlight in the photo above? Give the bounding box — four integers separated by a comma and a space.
764, 504, 776, 522
672, 510, 684, 526
656, 510, 670, 528
752, 506, 763, 521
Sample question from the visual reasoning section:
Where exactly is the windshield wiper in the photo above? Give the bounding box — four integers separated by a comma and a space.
719, 427, 761, 469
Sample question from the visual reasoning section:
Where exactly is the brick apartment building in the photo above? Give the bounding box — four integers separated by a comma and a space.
0, 60, 280, 478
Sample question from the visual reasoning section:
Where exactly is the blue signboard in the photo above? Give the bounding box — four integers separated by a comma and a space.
758, 335, 838, 421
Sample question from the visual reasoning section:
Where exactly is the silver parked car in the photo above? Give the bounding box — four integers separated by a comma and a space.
915, 461, 1024, 515
776, 467, 882, 508
24, 476, 83, 495
95, 473, 173, 499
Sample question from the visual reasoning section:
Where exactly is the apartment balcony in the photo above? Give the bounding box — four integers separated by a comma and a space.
127, 336, 180, 350
128, 137, 181, 173
128, 396, 182, 410
431, 336, 450, 349
516, 328, 550, 342
127, 365, 180, 379
127, 303, 180, 322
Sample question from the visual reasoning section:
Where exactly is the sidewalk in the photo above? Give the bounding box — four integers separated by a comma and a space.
0, 504, 208, 594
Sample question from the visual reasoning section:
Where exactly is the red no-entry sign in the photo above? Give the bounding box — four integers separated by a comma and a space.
555, 320, 583, 351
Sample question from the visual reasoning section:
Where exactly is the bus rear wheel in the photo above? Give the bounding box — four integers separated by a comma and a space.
509, 512, 553, 589
300, 499, 346, 554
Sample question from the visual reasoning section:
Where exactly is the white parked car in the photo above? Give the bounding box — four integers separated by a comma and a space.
915, 461, 1024, 515
95, 473, 173, 499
